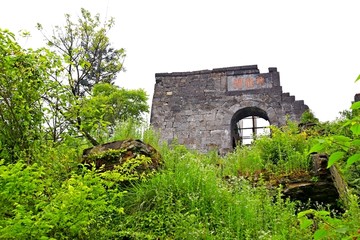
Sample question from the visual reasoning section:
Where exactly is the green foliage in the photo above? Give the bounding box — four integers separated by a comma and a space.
116, 145, 306, 239
1, 119, 360, 239
2, 11, 360, 238
85, 148, 157, 183
100, 154, 156, 183
37, 8, 148, 146
80, 83, 149, 142
257, 124, 310, 171
300, 109, 319, 124
0, 159, 125, 239
297, 195, 360, 240
301, 76, 360, 239
110, 120, 143, 141
108, 120, 162, 150
306, 110, 360, 197
37, 8, 125, 96
0, 160, 52, 239
87, 148, 125, 162
309, 100, 360, 168
38, 169, 124, 239
0, 29, 58, 163
222, 122, 310, 177
91, 83, 148, 123
310, 75, 360, 168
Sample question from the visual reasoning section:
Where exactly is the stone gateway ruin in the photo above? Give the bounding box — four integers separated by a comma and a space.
150, 65, 309, 154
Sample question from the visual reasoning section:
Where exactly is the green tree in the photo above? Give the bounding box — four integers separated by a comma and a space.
0, 29, 58, 162
80, 83, 149, 142
37, 8, 125, 97
37, 8, 147, 146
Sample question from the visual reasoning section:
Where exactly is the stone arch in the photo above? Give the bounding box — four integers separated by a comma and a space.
227, 101, 281, 126
230, 107, 270, 148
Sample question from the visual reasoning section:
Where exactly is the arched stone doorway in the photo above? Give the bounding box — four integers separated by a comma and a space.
231, 107, 270, 148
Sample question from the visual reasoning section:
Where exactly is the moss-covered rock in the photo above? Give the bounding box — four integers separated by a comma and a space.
82, 139, 162, 182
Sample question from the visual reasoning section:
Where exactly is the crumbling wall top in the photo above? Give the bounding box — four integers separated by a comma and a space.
155, 64, 266, 78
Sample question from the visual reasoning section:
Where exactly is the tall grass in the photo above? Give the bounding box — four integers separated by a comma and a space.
113, 145, 311, 239
108, 120, 161, 150
3, 120, 359, 239
98, 121, 315, 238
221, 124, 311, 178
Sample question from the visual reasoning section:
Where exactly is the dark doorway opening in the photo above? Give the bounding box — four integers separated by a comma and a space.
231, 107, 270, 148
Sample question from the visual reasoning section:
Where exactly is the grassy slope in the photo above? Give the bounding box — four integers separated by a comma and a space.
0, 122, 359, 239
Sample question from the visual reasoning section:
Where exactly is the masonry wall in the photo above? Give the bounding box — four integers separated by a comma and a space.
150, 65, 309, 154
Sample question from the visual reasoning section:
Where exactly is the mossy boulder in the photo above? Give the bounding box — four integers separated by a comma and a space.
82, 139, 162, 182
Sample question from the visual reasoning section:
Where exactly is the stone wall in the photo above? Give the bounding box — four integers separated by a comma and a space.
354, 93, 360, 102
150, 65, 309, 154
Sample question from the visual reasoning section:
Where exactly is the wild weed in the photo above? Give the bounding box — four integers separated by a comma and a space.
117, 145, 309, 239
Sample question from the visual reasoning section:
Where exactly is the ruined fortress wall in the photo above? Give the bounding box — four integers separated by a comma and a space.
150, 65, 308, 154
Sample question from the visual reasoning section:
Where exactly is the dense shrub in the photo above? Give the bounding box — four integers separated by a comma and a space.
0, 159, 125, 239
222, 122, 311, 177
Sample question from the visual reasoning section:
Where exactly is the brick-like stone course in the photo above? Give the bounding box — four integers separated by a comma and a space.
151, 65, 309, 154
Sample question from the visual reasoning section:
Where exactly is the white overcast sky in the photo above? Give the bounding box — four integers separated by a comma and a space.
1, 0, 359, 122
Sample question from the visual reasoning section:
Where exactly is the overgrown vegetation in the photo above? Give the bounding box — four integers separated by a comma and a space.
1, 117, 360, 239
36, 8, 148, 146
223, 122, 311, 178
1, 9, 360, 239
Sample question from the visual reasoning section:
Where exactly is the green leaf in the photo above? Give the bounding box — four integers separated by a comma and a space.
309, 143, 325, 154
342, 120, 352, 127
334, 227, 348, 234
332, 135, 351, 143
352, 139, 360, 147
314, 229, 328, 240
351, 101, 360, 110
328, 151, 345, 168
356, 74, 360, 82
316, 210, 330, 217
346, 154, 360, 167
297, 209, 316, 218
350, 124, 360, 135
332, 135, 351, 151
299, 218, 313, 229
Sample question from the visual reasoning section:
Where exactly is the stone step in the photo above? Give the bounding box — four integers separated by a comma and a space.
282, 92, 290, 98
294, 100, 305, 110
282, 93, 295, 103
